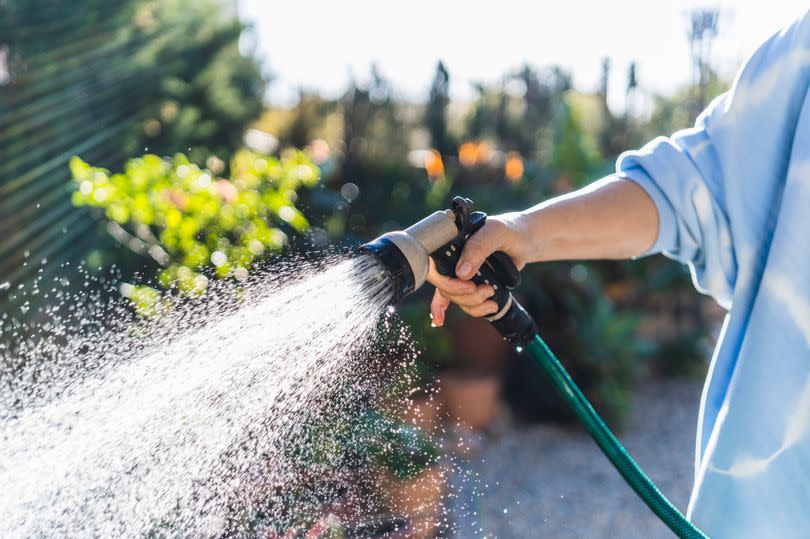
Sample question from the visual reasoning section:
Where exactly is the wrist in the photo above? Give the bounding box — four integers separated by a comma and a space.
516, 206, 556, 263
490, 211, 532, 268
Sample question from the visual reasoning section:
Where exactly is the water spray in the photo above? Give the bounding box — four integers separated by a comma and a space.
362, 196, 709, 539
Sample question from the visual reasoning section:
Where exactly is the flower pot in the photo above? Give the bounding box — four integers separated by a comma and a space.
446, 316, 510, 372
440, 370, 501, 431
376, 466, 445, 539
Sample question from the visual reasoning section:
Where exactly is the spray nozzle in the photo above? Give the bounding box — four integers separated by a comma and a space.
360, 196, 536, 344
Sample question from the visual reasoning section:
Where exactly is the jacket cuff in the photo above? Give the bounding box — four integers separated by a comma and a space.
614, 165, 678, 258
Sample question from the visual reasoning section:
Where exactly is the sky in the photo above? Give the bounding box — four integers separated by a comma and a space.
240, 0, 807, 111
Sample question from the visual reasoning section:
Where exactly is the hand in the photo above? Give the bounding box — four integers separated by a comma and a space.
427, 213, 528, 326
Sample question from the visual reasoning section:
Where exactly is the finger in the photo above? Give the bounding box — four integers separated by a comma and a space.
442, 284, 495, 308
427, 259, 476, 295
430, 288, 450, 327
460, 300, 499, 318
456, 221, 504, 280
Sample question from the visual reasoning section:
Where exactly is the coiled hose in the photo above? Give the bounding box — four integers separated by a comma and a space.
524, 334, 709, 539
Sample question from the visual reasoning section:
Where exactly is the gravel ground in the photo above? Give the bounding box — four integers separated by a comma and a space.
446, 378, 704, 539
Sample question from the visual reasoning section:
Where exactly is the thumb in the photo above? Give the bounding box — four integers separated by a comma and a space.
455, 221, 502, 280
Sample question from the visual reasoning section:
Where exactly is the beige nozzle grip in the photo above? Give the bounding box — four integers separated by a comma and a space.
404, 210, 458, 255
383, 210, 458, 291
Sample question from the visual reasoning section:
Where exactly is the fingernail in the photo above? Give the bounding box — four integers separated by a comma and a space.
457, 261, 472, 278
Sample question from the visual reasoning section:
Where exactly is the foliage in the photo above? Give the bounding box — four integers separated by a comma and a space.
291, 407, 438, 484
551, 94, 604, 186
0, 0, 266, 306
557, 289, 643, 424
69, 149, 319, 312
650, 331, 710, 379
124, 0, 266, 166
425, 61, 454, 156
278, 93, 338, 150
644, 73, 728, 140
396, 303, 453, 365
356, 410, 438, 482
465, 64, 572, 161
342, 65, 409, 167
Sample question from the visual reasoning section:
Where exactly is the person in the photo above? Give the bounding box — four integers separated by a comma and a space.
428, 9, 810, 539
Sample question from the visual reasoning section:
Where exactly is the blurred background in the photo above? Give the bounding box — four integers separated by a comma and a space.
1, 1, 805, 537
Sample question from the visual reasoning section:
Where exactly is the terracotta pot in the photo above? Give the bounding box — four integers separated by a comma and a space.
377, 466, 445, 539
440, 370, 500, 431
447, 316, 510, 372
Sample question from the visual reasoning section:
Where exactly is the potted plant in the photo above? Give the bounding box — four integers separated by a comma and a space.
357, 410, 444, 539
440, 312, 510, 432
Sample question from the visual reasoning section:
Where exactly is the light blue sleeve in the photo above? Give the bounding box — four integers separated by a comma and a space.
617, 98, 737, 309
615, 8, 810, 310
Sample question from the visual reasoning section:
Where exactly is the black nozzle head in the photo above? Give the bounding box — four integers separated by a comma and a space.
359, 237, 415, 305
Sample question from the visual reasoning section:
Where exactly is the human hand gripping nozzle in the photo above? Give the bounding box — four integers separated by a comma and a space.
360, 196, 536, 346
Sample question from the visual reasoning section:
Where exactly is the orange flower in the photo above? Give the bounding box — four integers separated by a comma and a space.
424, 149, 444, 178
458, 142, 478, 167
505, 152, 524, 182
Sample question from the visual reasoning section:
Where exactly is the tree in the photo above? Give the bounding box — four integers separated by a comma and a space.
551, 95, 601, 187
463, 64, 571, 160
341, 64, 407, 167
424, 61, 453, 156
0, 0, 266, 303
687, 8, 720, 121
599, 57, 611, 113
280, 91, 335, 150
124, 0, 266, 166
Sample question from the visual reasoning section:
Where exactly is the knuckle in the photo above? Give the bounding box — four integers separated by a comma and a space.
452, 294, 478, 307
465, 235, 487, 254
477, 285, 495, 300
476, 300, 498, 316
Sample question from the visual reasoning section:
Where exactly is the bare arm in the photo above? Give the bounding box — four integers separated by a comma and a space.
428, 175, 659, 326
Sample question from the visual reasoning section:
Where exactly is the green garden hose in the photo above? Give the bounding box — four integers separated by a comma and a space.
523, 334, 709, 539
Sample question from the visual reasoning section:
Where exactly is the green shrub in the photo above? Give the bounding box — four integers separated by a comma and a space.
70, 149, 319, 314
356, 410, 438, 482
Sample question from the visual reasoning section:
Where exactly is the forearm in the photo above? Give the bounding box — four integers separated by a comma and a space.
428, 175, 660, 321
516, 175, 659, 263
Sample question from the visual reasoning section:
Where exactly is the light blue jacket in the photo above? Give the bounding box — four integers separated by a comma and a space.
618, 9, 810, 538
